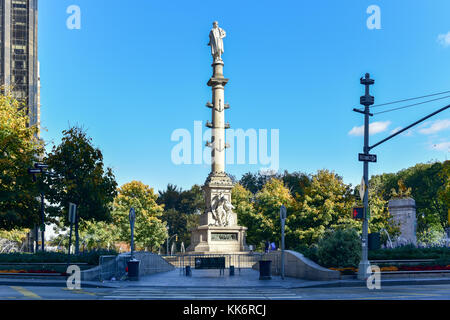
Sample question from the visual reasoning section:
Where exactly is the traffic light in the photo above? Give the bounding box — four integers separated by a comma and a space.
175, 235, 178, 242
352, 207, 364, 220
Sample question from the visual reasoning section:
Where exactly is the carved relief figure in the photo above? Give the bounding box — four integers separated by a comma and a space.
209, 192, 235, 227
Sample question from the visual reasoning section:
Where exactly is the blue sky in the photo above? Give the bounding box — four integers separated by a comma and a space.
39, 0, 450, 192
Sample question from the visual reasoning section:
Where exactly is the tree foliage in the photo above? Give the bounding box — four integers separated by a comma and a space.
44, 126, 117, 253
113, 181, 167, 251
0, 92, 43, 229
158, 184, 204, 247
369, 161, 449, 232
291, 170, 357, 247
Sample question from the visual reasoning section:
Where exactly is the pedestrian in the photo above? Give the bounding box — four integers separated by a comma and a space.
264, 240, 269, 253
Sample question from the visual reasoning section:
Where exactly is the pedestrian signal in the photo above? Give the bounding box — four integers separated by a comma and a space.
352, 207, 364, 220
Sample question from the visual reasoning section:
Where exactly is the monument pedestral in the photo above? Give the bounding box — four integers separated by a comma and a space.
187, 172, 248, 253
187, 22, 248, 254
388, 198, 417, 245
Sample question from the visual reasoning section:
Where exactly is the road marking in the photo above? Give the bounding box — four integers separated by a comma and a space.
9, 286, 42, 299
355, 293, 440, 300
62, 288, 98, 296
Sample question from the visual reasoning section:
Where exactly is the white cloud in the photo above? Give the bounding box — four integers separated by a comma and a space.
349, 121, 391, 136
437, 32, 450, 47
419, 119, 450, 134
431, 141, 450, 151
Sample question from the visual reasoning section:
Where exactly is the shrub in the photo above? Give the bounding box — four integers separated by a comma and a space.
0, 250, 117, 265
368, 245, 450, 260
294, 244, 319, 263
316, 229, 361, 268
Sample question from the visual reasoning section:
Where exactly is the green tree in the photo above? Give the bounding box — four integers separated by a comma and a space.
157, 184, 181, 210
254, 179, 294, 248
232, 183, 259, 246
239, 171, 276, 194
158, 184, 204, 247
49, 220, 119, 251
44, 126, 117, 253
439, 160, 449, 227
113, 181, 167, 252
232, 180, 294, 250
370, 162, 448, 232
0, 92, 43, 229
0, 228, 30, 245
280, 170, 311, 200
291, 170, 357, 247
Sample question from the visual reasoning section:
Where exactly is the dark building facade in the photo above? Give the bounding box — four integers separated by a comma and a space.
0, 0, 39, 128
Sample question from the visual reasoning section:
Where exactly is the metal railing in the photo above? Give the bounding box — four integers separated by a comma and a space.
163, 252, 279, 275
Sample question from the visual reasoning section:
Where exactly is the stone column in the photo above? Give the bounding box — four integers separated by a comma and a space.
388, 198, 417, 245
207, 61, 229, 173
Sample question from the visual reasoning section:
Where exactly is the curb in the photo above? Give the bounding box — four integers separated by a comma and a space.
292, 278, 450, 288
0, 278, 120, 289
2, 277, 449, 290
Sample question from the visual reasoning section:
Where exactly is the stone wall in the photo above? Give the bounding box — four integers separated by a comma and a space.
252, 250, 340, 281
81, 252, 174, 282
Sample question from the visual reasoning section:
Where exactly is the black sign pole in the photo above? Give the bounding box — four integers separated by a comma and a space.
68, 221, 73, 265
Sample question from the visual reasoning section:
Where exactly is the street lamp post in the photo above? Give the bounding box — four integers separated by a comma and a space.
28, 162, 49, 252
129, 208, 136, 260
167, 234, 178, 255
280, 205, 287, 280
166, 226, 169, 255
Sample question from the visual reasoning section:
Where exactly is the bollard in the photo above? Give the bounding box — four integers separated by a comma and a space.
230, 265, 235, 276
127, 259, 140, 281
185, 265, 192, 276
259, 260, 272, 280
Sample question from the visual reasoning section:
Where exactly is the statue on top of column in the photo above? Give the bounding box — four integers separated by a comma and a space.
208, 21, 226, 62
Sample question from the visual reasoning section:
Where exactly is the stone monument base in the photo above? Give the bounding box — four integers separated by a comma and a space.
187, 225, 248, 253
388, 198, 417, 246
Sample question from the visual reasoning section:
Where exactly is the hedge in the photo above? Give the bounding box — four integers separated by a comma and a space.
0, 250, 118, 266
368, 245, 450, 260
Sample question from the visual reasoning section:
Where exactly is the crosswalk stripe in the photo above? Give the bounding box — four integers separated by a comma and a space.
103, 296, 300, 300
103, 287, 301, 300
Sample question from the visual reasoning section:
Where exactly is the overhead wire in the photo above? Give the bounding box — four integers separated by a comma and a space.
372, 95, 450, 115
371, 89, 450, 108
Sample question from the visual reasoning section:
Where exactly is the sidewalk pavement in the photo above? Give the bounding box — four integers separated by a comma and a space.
2, 268, 450, 289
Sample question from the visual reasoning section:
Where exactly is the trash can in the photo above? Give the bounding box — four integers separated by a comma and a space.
127, 259, 140, 281
185, 265, 192, 276
230, 265, 235, 276
368, 233, 381, 250
259, 260, 272, 280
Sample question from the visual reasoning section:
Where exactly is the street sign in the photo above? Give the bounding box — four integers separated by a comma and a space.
358, 153, 377, 162
34, 163, 48, 170
129, 208, 136, 224
280, 205, 287, 220
68, 203, 77, 223
359, 177, 366, 200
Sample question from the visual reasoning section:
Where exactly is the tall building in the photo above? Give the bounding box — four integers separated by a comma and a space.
0, 0, 39, 128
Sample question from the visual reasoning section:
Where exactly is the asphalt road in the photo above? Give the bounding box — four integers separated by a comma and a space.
1, 284, 450, 300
